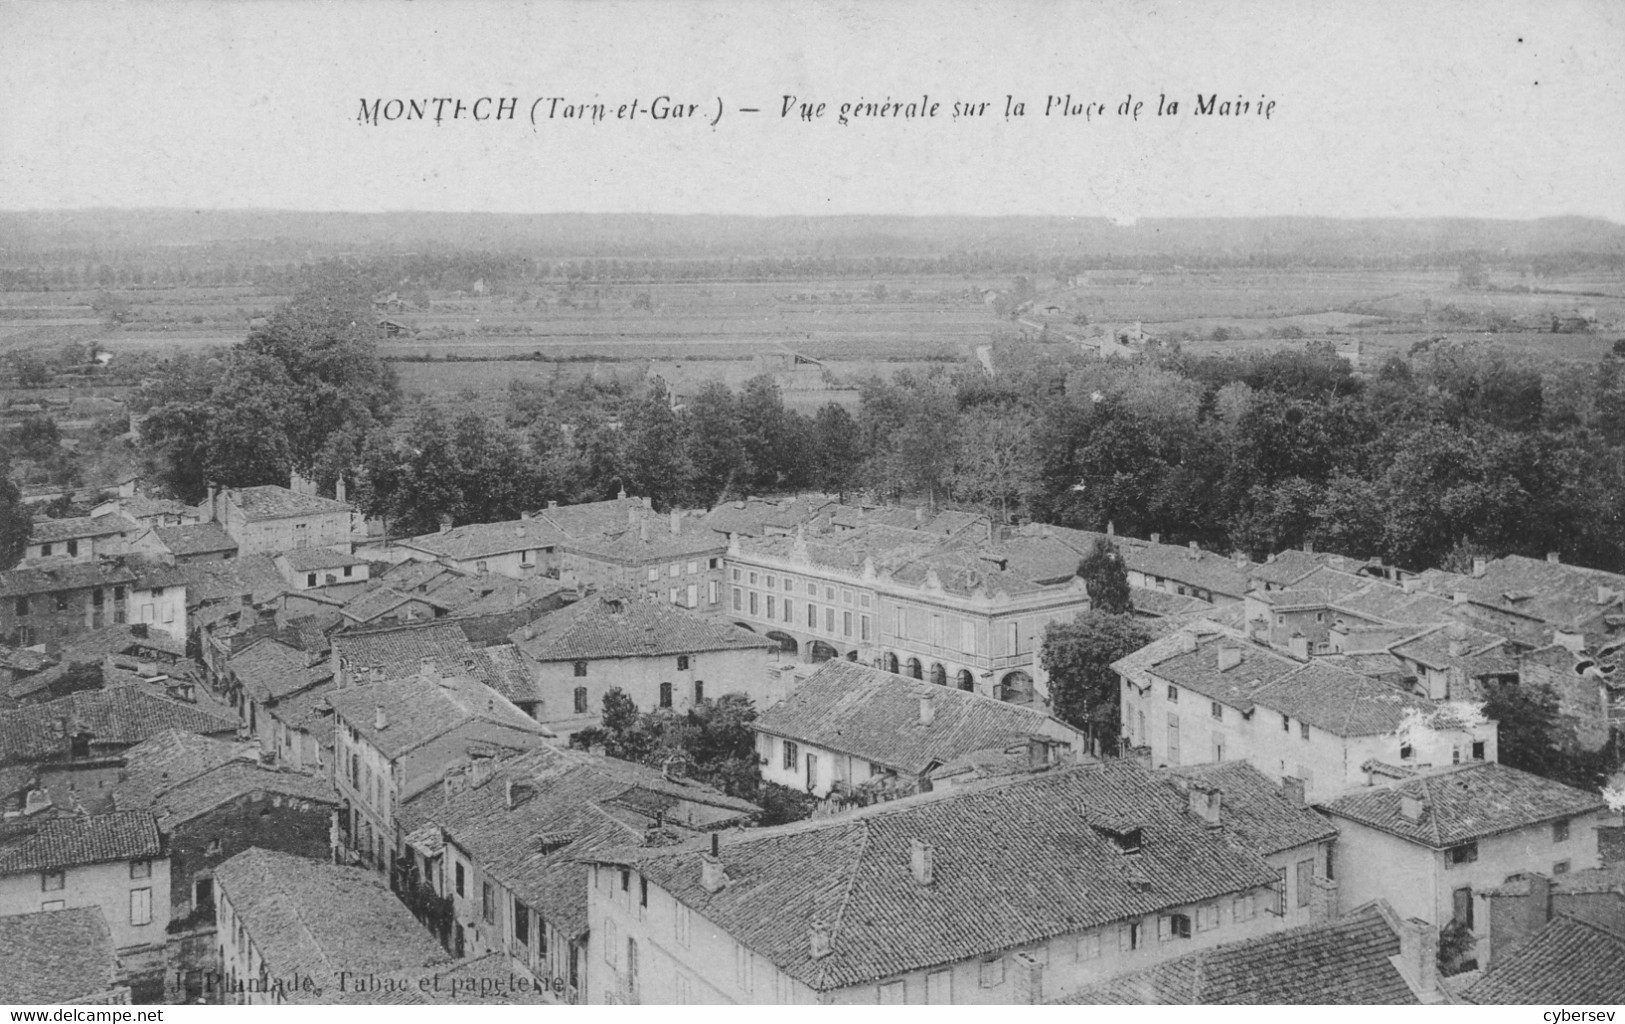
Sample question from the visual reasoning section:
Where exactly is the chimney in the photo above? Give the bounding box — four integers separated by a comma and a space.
1217, 646, 1243, 671
1599, 585, 1617, 606
1448, 637, 1467, 658
420, 656, 438, 681
809, 923, 832, 959
628, 505, 638, 528
918, 694, 936, 725
1233, 550, 1248, 568
1452, 591, 1468, 605
374, 705, 387, 732
1547, 551, 1560, 564
438, 514, 452, 533
206, 484, 218, 524
700, 832, 728, 892
1302, 539, 1314, 554
617, 488, 627, 500
1402, 577, 1420, 594
909, 839, 935, 885
1150, 532, 1161, 545
1281, 775, 1306, 807
505, 779, 535, 810
335, 476, 347, 504
1179, 630, 1198, 653
915, 507, 925, 524
1026, 736, 1051, 770
1399, 792, 1425, 822
1106, 520, 1115, 536
1188, 541, 1200, 561
639, 519, 649, 543
1472, 557, 1487, 579
1288, 633, 1310, 661
1399, 918, 1440, 998
1010, 951, 1046, 1004
369, 663, 385, 683
548, 500, 558, 510
670, 509, 680, 536
469, 756, 494, 789
1188, 784, 1222, 827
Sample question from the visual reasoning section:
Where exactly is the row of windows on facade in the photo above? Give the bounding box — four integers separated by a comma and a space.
574, 654, 696, 677
38, 859, 153, 925
303, 565, 356, 587
646, 558, 722, 582
569, 681, 705, 714
451, 855, 581, 989
732, 568, 872, 606
13, 586, 168, 617
734, 587, 873, 641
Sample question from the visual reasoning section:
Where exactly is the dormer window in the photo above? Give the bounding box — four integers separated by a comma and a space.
1166, 685, 1178, 703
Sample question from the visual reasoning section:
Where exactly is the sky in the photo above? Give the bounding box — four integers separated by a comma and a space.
0, 0, 1621, 221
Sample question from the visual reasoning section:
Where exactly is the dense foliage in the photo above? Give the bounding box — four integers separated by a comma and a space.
1039, 611, 1152, 757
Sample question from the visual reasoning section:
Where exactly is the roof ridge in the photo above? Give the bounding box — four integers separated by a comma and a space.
816, 817, 872, 987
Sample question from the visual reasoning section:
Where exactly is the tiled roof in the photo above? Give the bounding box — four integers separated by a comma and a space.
470, 643, 538, 705
113, 729, 255, 805
1329, 583, 1455, 625
333, 621, 480, 680
0, 908, 122, 1002
267, 678, 336, 737
375, 559, 466, 594
1131, 586, 1214, 618
754, 660, 1085, 777
148, 761, 335, 828
0, 643, 55, 674
0, 686, 239, 765
1158, 761, 1337, 856
563, 508, 728, 563
1249, 661, 1441, 737
30, 513, 138, 544
152, 523, 237, 556
1318, 762, 1607, 847
0, 810, 160, 874
397, 519, 567, 561
227, 485, 353, 520
698, 495, 837, 538
228, 637, 326, 702
1114, 537, 1256, 598
1389, 624, 1514, 674
212, 847, 447, 1001
1114, 627, 1301, 714
339, 586, 449, 624
1057, 902, 1416, 1004
427, 574, 573, 619
159, 554, 285, 603
325, 668, 549, 760
415, 746, 756, 939
1249, 549, 1377, 589
1466, 915, 1625, 1004
1422, 555, 1625, 633
510, 591, 774, 662
0, 560, 137, 598
527, 496, 650, 539
589, 760, 1284, 991
279, 547, 366, 571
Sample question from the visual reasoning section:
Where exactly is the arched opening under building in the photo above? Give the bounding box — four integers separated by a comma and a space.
930, 663, 947, 686
765, 631, 799, 656
1000, 670, 1035, 705
733, 622, 755, 633
845, 650, 858, 661
905, 657, 923, 680
810, 640, 840, 663
884, 652, 900, 673
956, 669, 975, 692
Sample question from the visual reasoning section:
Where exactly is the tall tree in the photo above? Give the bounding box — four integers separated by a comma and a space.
1076, 536, 1132, 614
1039, 611, 1150, 756
0, 446, 27, 570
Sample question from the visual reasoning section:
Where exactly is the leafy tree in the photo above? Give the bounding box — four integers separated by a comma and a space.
948, 406, 1041, 522
1076, 537, 1131, 614
684, 381, 745, 505
0, 447, 27, 570
1039, 611, 1150, 756
1438, 919, 1477, 976
12, 415, 61, 461
620, 380, 695, 509
811, 403, 862, 499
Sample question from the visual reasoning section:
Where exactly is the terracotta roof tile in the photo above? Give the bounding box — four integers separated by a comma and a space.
1467, 915, 1625, 1004
510, 591, 774, 662
0, 810, 160, 873
227, 486, 353, 520
0, 907, 123, 1002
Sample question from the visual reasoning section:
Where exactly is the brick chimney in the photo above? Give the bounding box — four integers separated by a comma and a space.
670, 509, 680, 536
374, 705, 387, 732
639, 518, 649, 543
1188, 784, 1222, 827
1010, 951, 1046, 1004
809, 923, 832, 959
909, 838, 935, 885
700, 832, 728, 893
1398, 917, 1439, 998
918, 694, 936, 725
1217, 646, 1243, 671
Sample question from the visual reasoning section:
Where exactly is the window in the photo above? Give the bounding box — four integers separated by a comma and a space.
843, 611, 852, 637
782, 598, 793, 622
782, 739, 799, 770
708, 581, 718, 605
979, 957, 1006, 987
40, 543, 51, 556
1210, 701, 1223, 720
514, 902, 530, 946
1400, 743, 1414, 760
675, 903, 692, 947
130, 887, 152, 926
1121, 919, 1143, 951
482, 881, 495, 924
805, 582, 816, 596
1271, 866, 1288, 915
1452, 886, 1474, 929
603, 918, 618, 966
1472, 740, 1486, 760
574, 687, 588, 713
307, 573, 318, 587
1554, 860, 1571, 875
639, 876, 648, 909
765, 575, 776, 590
573, 661, 588, 677
1077, 931, 1103, 959
732, 587, 742, 611
861, 614, 871, 641
1447, 842, 1479, 867
1297, 858, 1315, 907
877, 980, 905, 1004
66, 540, 78, 557
677, 654, 690, 671
130, 859, 151, 880
1232, 893, 1257, 922
1300, 721, 1310, 740
659, 683, 673, 708
343, 565, 353, 577
748, 592, 758, 616
1159, 913, 1192, 940
693, 680, 704, 703
15, 597, 27, 617
1554, 819, 1570, 843
669, 563, 680, 578
709, 558, 720, 570
647, 568, 659, 582
54, 593, 69, 612
824, 586, 835, 601
670, 588, 680, 605
807, 604, 817, 629
1166, 685, 1178, 703
1281, 714, 1291, 732
749, 572, 758, 586
455, 862, 466, 897
766, 595, 775, 619
1196, 903, 1221, 932
41, 870, 64, 892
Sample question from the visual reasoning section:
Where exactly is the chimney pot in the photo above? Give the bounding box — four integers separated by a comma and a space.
374, 705, 387, 731
1281, 775, 1306, 807
910, 838, 935, 885
1026, 736, 1050, 770
1547, 551, 1560, 564
1472, 557, 1488, 578
918, 694, 936, 725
